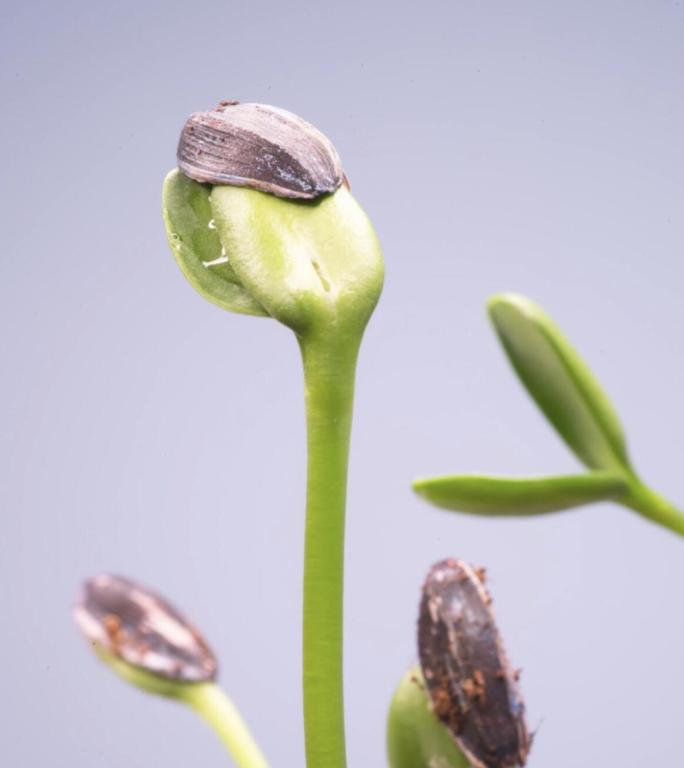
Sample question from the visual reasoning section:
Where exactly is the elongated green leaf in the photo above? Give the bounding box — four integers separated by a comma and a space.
413, 471, 628, 516
162, 170, 268, 317
210, 185, 384, 336
387, 668, 469, 768
488, 293, 631, 472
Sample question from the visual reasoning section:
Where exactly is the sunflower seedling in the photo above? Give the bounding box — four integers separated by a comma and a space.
388, 559, 531, 768
74, 574, 269, 768
414, 293, 684, 537
163, 101, 384, 768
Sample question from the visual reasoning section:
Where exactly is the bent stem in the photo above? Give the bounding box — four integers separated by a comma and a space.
183, 682, 269, 768
300, 331, 360, 768
624, 480, 684, 538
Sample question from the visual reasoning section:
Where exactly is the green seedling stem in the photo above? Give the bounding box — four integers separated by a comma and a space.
300, 334, 360, 768
87, 645, 270, 768
183, 684, 270, 768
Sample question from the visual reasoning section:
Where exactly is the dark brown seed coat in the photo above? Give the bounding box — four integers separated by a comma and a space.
418, 559, 531, 768
74, 574, 217, 683
177, 101, 345, 200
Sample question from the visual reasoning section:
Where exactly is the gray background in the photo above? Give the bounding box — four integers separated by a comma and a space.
2, 1, 684, 765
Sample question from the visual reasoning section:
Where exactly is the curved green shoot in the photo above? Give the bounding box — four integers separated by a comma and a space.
184, 684, 270, 768
413, 471, 628, 516
387, 668, 469, 768
623, 482, 684, 538
92, 647, 269, 768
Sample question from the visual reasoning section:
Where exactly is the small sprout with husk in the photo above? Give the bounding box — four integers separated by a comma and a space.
388, 560, 531, 768
418, 559, 531, 768
74, 574, 217, 689
74, 574, 269, 768
387, 667, 470, 768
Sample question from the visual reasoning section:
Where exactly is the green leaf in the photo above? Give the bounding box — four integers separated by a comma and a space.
162, 170, 268, 317
488, 293, 632, 472
413, 471, 628, 516
209, 185, 384, 336
387, 668, 470, 768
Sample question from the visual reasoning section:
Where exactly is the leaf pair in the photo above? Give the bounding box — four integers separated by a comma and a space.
414, 294, 684, 535
163, 170, 384, 338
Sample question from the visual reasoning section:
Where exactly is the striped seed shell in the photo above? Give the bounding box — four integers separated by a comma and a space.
177, 101, 345, 200
418, 559, 531, 768
74, 574, 217, 683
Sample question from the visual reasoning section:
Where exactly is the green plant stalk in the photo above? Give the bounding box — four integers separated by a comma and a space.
624, 479, 684, 538
92, 648, 269, 768
183, 683, 270, 768
300, 331, 360, 768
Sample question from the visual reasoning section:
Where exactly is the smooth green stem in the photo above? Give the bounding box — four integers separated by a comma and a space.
299, 331, 360, 768
183, 683, 270, 768
624, 480, 684, 538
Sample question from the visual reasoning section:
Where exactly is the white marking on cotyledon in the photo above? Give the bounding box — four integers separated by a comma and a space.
203, 246, 230, 268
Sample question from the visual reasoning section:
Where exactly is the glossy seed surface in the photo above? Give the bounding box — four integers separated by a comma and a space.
177, 101, 345, 199
418, 559, 531, 768
74, 574, 217, 682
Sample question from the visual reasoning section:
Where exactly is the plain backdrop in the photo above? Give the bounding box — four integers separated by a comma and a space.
2, 1, 684, 766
